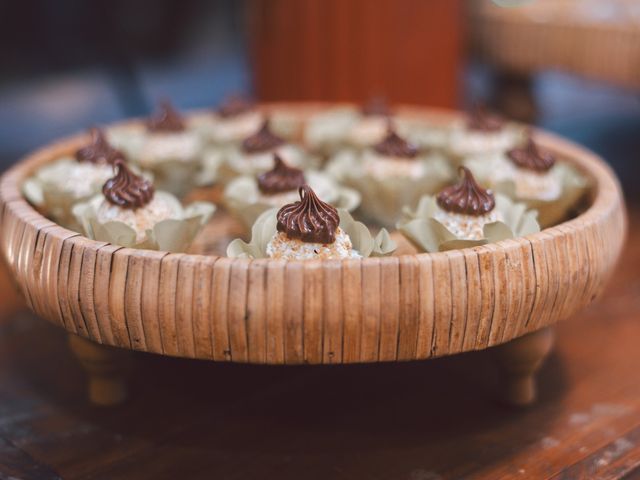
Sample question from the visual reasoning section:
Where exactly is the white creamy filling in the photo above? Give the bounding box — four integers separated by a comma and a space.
266, 228, 361, 260
433, 206, 502, 241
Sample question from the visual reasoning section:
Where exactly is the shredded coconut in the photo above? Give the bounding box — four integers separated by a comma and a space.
44, 161, 115, 198
450, 128, 517, 157
489, 155, 562, 201
362, 151, 425, 179
266, 228, 361, 260
96, 193, 182, 242
138, 132, 201, 166
512, 169, 561, 201
257, 174, 336, 207
230, 144, 302, 173
212, 111, 263, 142
433, 206, 502, 240
347, 117, 388, 147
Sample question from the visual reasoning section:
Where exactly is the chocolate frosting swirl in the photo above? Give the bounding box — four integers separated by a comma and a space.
373, 127, 418, 158
257, 154, 306, 195
147, 100, 185, 133
217, 95, 254, 118
75, 128, 124, 165
242, 119, 285, 153
361, 97, 391, 117
103, 159, 155, 209
276, 185, 340, 244
437, 167, 495, 216
466, 105, 503, 132
507, 137, 555, 172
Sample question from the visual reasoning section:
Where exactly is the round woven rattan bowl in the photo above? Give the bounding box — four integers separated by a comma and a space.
0, 104, 626, 370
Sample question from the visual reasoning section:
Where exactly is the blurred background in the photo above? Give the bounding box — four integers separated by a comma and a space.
0, 0, 638, 192
1, 0, 639, 203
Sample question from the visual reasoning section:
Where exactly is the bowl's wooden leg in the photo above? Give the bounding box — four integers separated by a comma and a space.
68, 334, 131, 407
494, 327, 555, 407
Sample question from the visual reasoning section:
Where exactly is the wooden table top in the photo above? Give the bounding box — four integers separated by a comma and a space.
0, 209, 638, 480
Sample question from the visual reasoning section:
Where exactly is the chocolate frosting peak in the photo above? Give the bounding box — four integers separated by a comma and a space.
507, 137, 555, 172
466, 105, 504, 132
217, 95, 254, 118
373, 127, 418, 158
147, 100, 185, 133
361, 97, 391, 117
257, 154, 306, 195
75, 128, 124, 165
276, 185, 340, 244
102, 159, 155, 209
242, 119, 285, 153
437, 167, 495, 216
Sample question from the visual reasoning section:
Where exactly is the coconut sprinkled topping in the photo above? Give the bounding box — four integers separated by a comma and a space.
466, 105, 504, 133
257, 154, 306, 195
75, 128, 124, 165
242, 119, 285, 153
372, 127, 418, 158
103, 159, 154, 209
437, 167, 495, 216
276, 184, 340, 244
507, 136, 556, 172
147, 100, 186, 133
217, 95, 255, 118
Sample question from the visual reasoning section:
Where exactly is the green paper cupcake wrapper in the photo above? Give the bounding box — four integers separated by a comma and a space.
327, 150, 454, 228
464, 157, 590, 228
72, 193, 215, 252
397, 194, 540, 253
227, 208, 396, 259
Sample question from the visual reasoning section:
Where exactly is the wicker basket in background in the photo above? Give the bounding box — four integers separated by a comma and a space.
470, 0, 640, 89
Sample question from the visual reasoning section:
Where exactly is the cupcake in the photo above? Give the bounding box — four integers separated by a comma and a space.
195, 95, 264, 146
398, 167, 539, 252
108, 100, 204, 197
447, 105, 523, 162
345, 97, 395, 149
23, 128, 126, 230
464, 135, 588, 227
227, 185, 395, 260
400, 117, 453, 153
304, 97, 406, 154
204, 119, 312, 185
223, 153, 360, 229
73, 159, 215, 251
327, 125, 453, 228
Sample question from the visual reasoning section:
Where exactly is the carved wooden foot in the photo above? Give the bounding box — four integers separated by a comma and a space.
68, 334, 131, 407
494, 327, 555, 407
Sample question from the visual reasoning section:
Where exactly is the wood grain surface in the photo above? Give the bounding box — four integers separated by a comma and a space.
0, 105, 627, 365
0, 209, 637, 479
249, 0, 463, 106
